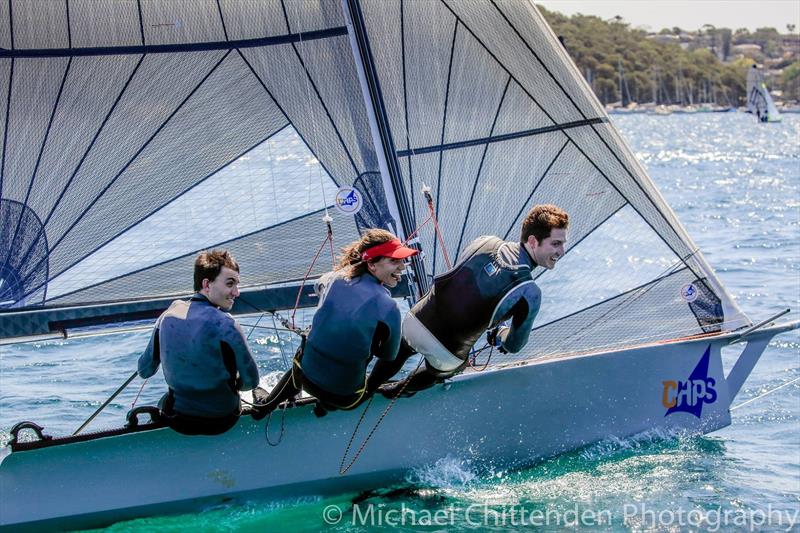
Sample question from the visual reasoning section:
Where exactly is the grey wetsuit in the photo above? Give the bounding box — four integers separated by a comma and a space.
138, 294, 260, 418
300, 273, 401, 396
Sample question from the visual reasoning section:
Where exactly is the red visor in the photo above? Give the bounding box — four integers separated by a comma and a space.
361, 239, 419, 261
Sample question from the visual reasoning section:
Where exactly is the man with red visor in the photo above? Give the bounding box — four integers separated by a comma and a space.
369, 204, 569, 397
253, 230, 418, 417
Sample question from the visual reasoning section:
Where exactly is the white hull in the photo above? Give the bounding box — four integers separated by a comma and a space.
0, 324, 793, 531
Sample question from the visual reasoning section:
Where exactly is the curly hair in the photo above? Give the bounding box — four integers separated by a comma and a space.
194, 249, 239, 291
520, 204, 569, 243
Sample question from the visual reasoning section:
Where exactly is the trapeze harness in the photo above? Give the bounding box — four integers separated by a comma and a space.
403, 236, 540, 376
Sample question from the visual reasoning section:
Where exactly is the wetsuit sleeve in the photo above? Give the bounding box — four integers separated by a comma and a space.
225, 319, 260, 391
498, 283, 542, 353
137, 326, 161, 379
373, 304, 401, 361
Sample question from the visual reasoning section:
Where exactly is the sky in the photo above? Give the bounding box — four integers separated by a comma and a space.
536, 1, 800, 33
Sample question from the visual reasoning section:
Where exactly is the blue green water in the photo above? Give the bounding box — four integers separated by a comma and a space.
1, 112, 799, 531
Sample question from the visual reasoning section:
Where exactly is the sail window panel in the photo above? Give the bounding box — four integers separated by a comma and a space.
2, 58, 70, 204
26, 55, 144, 219
441, 25, 508, 145
499, 268, 715, 364
281, 0, 346, 34
501, 142, 626, 251
492, 80, 556, 137
219, 0, 293, 41
428, 145, 487, 272
455, 131, 569, 258
49, 210, 361, 306
443, 0, 591, 125
41, 51, 226, 246
490, 0, 606, 119
140, 0, 226, 46
45, 126, 338, 300
240, 39, 371, 185
0, 2, 10, 49
46, 51, 288, 280
532, 205, 679, 328
566, 126, 696, 262
11, 0, 69, 49
69, 0, 143, 48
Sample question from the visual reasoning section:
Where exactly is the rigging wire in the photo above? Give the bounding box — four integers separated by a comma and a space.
339, 357, 426, 475
730, 375, 800, 411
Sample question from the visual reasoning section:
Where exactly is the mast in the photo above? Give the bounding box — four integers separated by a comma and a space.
340, 0, 430, 296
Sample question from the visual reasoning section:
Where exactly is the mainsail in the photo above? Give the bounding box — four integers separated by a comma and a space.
746, 64, 781, 123
0, 0, 750, 362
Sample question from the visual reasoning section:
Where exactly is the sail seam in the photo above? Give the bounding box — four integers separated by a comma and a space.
47, 206, 336, 303
235, 49, 342, 189
396, 117, 605, 157
531, 202, 627, 281
136, 0, 145, 46
0, 28, 349, 58
455, 75, 511, 258
400, 0, 416, 223
0, 57, 12, 201
16, 51, 233, 302
11, 55, 146, 287
432, 20, 458, 274
0, 58, 73, 279
65, 0, 72, 49
280, 1, 360, 175
215, 0, 229, 42
501, 139, 571, 241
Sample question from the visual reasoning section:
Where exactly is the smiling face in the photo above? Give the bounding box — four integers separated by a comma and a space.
367, 257, 406, 288
526, 228, 567, 270
201, 266, 240, 310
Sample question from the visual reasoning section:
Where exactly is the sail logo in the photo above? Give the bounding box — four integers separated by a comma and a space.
681, 283, 698, 302
335, 186, 363, 215
662, 346, 717, 418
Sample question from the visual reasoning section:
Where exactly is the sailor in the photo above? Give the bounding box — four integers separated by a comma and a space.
138, 249, 260, 435
252, 229, 419, 418
369, 204, 569, 396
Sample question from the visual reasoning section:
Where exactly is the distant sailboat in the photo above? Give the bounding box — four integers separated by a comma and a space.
746, 64, 782, 122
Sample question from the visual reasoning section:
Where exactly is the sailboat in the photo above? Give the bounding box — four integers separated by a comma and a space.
746, 64, 782, 122
0, 1, 796, 530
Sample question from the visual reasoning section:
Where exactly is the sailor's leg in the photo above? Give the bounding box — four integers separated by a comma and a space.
251, 369, 300, 420
366, 338, 417, 393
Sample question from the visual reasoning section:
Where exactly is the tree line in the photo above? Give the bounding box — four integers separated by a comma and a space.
539, 7, 800, 106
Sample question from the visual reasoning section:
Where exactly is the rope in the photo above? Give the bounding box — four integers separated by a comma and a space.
290, 226, 333, 330
730, 376, 800, 411
130, 378, 148, 410
422, 185, 451, 269
339, 357, 425, 475
468, 343, 494, 371
264, 401, 289, 446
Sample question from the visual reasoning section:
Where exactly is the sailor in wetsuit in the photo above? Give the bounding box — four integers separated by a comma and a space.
138, 249, 260, 435
369, 204, 569, 396
253, 229, 419, 418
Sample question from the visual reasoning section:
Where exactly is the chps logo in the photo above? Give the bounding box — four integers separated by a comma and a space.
334, 186, 363, 215
662, 346, 717, 418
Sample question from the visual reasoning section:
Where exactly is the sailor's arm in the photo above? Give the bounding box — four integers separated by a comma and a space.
226, 319, 260, 391
137, 323, 161, 378
372, 304, 401, 361
498, 283, 542, 353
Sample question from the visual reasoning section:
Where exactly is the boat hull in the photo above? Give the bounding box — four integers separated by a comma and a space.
0, 334, 746, 530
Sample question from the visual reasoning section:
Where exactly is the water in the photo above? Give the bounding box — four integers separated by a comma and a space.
2, 112, 799, 531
